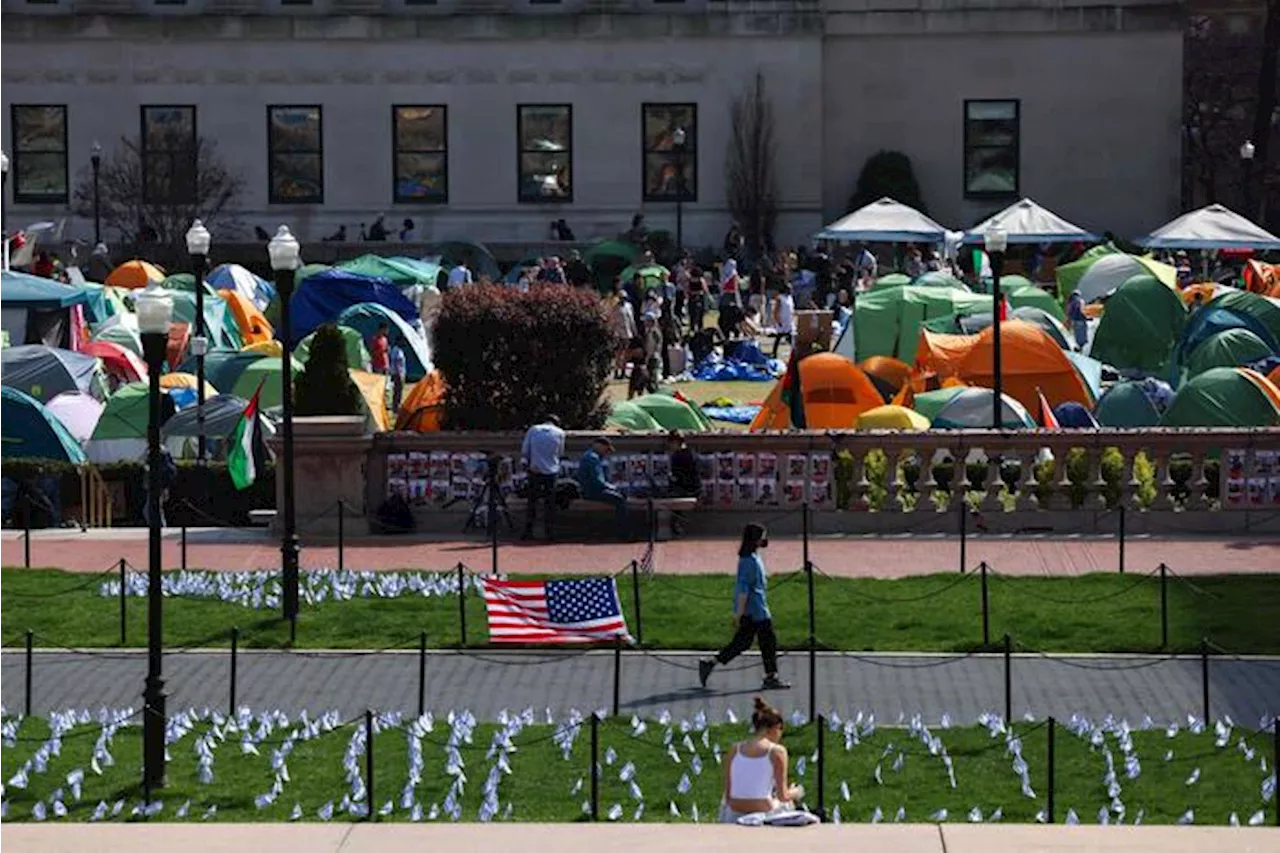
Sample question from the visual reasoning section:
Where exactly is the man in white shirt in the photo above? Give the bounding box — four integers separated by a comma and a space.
771, 283, 797, 358
448, 263, 473, 289
520, 415, 565, 541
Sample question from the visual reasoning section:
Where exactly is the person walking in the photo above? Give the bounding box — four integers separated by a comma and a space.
1065, 289, 1089, 350
718, 697, 805, 823
520, 415, 564, 541
699, 523, 790, 691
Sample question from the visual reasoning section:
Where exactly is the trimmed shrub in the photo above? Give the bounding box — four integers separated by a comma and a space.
846, 150, 929, 215
433, 283, 615, 430
295, 323, 364, 417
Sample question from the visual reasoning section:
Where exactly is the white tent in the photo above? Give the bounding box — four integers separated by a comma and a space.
1139, 204, 1280, 250
814, 197, 947, 243
1075, 254, 1175, 304
964, 198, 1099, 244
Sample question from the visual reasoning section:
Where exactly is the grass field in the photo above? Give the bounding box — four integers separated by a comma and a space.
4, 569, 1278, 655
0, 712, 1273, 825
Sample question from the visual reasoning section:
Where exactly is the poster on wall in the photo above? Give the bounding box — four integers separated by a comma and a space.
1222, 450, 1280, 508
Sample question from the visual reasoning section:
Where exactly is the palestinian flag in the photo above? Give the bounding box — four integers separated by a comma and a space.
779, 351, 806, 428
228, 385, 264, 491
1037, 388, 1060, 429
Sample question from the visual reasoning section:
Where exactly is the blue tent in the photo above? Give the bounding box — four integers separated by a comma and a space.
287, 269, 418, 346
1052, 401, 1100, 429
1, 270, 93, 309
337, 303, 432, 381
207, 264, 277, 312
2, 386, 87, 463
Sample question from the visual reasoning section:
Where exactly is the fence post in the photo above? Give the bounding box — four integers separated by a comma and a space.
24, 629, 33, 717
181, 525, 187, 572
118, 559, 128, 645
1273, 717, 1278, 828
980, 562, 991, 646
1003, 633, 1013, 724
1046, 716, 1056, 824
418, 631, 427, 719
23, 505, 31, 568
1200, 638, 1210, 723
229, 626, 238, 715
816, 713, 826, 821
1117, 505, 1126, 575
457, 563, 468, 647
364, 709, 375, 821
590, 713, 600, 821
804, 502, 816, 723
1159, 563, 1169, 649
647, 498, 656, 552
630, 560, 644, 645
338, 500, 345, 575
959, 501, 967, 574
289, 613, 297, 646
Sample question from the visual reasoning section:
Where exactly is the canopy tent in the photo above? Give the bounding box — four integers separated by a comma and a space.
424, 241, 501, 282
1185, 328, 1276, 378
396, 371, 446, 432
913, 386, 1037, 429
288, 269, 420, 346
218, 289, 274, 346
1, 386, 87, 463
348, 369, 391, 433
337, 303, 432, 381
230, 355, 304, 411
86, 382, 179, 462
964, 198, 1099, 244
1053, 402, 1100, 429
605, 400, 664, 432
855, 404, 930, 431
1090, 273, 1188, 374
750, 354, 884, 430
925, 306, 1075, 352
628, 393, 713, 432
915, 321, 1094, 412
1160, 367, 1280, 427
814, 197, 946, 243
1068, 254, 1178, 303
1093, 380, 1167, 427
1, 270, 99, 349
81, 340, 148, 384
207, 263, 277, 312
1139, 203, 1280, 251
1, 344, 107, 403
160, 393, 275, 460
1174, 290, 1280, 373
104, 260, 165, 289
294, 325, 371, 371
44, 391, 105, 443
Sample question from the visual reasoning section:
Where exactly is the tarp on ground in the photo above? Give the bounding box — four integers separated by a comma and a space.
207, 263, 277, 312
294, 325, 371, 371
815, 197, 947, 243
1, 344, 107, 403
964, 197, 1099, 244
44, 391, 105, 443
630, 393, 713, 432
337, 303, 431, 382
1140, 203, 1280, 251
1185, 328, 1276, 377
913, 386, 1036, 429
288, 269, 420, 346
1090, 273, 1188, 374
1159, 367, 1280, 427
606, 400, 664, 432
396, 371, 446, 432
1, 386, 87, 463
1068, 253, 1179, 303
1093, 380, 1165, 427
750, 353, 884, 430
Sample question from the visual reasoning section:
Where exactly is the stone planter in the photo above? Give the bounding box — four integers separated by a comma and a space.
266, 416, 372, 538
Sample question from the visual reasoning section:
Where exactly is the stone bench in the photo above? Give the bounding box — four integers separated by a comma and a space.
505, 496, 698, 539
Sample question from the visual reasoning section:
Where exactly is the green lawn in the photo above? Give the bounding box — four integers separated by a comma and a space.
4, 569, 1279, 654
0, 714, 1272, 825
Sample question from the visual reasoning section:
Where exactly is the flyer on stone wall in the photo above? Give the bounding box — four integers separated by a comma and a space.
1222, 449, 1280, 508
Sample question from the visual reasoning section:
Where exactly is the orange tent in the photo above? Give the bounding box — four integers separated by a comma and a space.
1269, 364, 1280, 389
1245, 260, 1280, 298
159, 372, 219, 399
218, 289, 274, 346
1180, 282, 1220, 307
859, 355, 912, 400
749, 353, 883, 430
105, 259, 165, 289
915, 320, 1092, 412
397, 370, 446, 432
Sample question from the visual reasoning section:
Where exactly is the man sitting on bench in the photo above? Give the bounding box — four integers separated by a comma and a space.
577, 437, 629, 540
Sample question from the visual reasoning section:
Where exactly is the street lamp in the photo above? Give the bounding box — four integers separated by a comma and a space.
672, 127, 687, 255
136, 286, 173, 795
1, 150, 9, 272
185, 220, 211, 467
985, 226, 1008, 429
267, 225, 302, 627
1240, 140, 1257, 222
91, 141, 103, 246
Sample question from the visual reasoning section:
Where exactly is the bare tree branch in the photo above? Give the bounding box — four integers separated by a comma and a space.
725, 72, 780, 259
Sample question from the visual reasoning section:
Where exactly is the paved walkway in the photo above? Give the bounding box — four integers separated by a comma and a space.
4, 529, 1278, 577
4, 648, 1277, 725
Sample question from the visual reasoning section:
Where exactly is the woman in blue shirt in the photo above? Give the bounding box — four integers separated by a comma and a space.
699, 523, 790, 691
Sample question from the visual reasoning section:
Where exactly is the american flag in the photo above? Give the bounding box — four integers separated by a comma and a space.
481, 577, 631, 644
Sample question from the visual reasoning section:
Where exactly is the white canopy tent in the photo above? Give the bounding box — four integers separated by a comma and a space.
814, 197, 947, 243
963, 198, 1099, 244
1139, 204, 1280, 250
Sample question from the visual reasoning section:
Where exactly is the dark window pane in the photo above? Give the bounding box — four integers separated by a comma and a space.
144, 107, 194, 151
965, 147, 1018, 195
644, 153, 694, 200
270, 107, 321, 152
13, 106, 65, 152
519, 106, 570, 152
519, 152, 571, 200
964, 100, 1017, 197
15, 152, 67, 198
643, 105, 695, 152
271, 153, 323, 202
395, 107, 445, 152
396, 153, 448, 202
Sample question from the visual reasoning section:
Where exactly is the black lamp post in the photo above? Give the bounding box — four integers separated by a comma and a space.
136, 287, 173, 794
1241, 140, 1257, 222
985, 226, 1007, 428
268, 225, 302, 624
186, 220, 211, 467
672, 126, 687, 255
91, 141, 102, 246
1, 149, 9, 271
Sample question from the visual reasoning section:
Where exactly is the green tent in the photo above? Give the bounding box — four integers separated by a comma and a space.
913, 271, 969, 290
584, 240, 639, 268
1090, 273, 1188, 374
1185, 328, 1275, 378
619, 264, 669, 290
923, 305, 1074, 351
1204, 290, 1280, 346
179, 351, 264, 394
853, 286, 995, 362
90, 383, 178, 441
871, 273, 912, 290
91, 323, 143, 357
913, 386, 1036, 429
294, 325, 371, 371
338, 254, 441, 289
606, 400, 663, 432
160, 272, 221, 300
1054, 244, 1119, 299
131, 287, 241, 350
1094, 381, 1163, 427
1004, 285, 1065, 321
630, 393, 713, 432
1160, 367, 1280, 427
230, 355, 304, 411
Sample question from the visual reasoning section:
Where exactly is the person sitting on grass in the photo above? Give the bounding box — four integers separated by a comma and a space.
718, 696, 805, 823
577, 437, 629, 540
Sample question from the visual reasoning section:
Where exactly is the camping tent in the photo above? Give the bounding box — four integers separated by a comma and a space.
628, 393, 713, 432
1053, 402, 1100, 428
1, 271, 98, 348
606, 400, 664, 432
294, 325, 371, 371
425, 241, 501, 282
218, 290, 274, 346
913, 386, 1036, 429
1093, 380, 1166, 427
207, 264, 276, 311
1159, 367, 1280, 427
339, 254, 440, 289
81, 340, 148, 384
1174, 290, 1280, 374
1, 345, 107, 403
872, 273, 912, 289
814, 197, 946, 243
289, 269, 420, 345
1139, 203, 1280, 250
1069, 254, 1178, 303
348, 369, 391, 432
396, 371, 446, 431
856, 405, 930, 431
1185, 328, 1276, 378
230, 355, 304, 410
92, 321, 143, 357
86, 382, 179, 462
179, 351, 264, 396
1, 386, 87, 463
160, 393, 276, 460
750, 353, 884, 430
44, 391, 105, 443
105, 260, 165, 289
915, 321, 1094, 412
338, 303, 432, 381
859, 356, 913, 400
1090, 273, 1188, 374
138, 287, 241, 350
925, 306, 1075, 352
964, 198, 1099, 243
1244, 261, 1280, 298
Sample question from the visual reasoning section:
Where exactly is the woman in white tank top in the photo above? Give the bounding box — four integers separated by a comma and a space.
719, 697, 804, 822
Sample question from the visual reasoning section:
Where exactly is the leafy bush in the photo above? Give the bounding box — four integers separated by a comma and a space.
295, 324, 363, 417
433, 284, 615, 430
846, 151, 928, 215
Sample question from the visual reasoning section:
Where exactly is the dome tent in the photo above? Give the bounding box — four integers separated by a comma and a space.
912, 386, 1036, 429
1159, 367, 1280, 427
337, 302, 432, 382
1090, 273, 1188, 374
2, 386, 87, 463
1185, 328, 1276, 378
1, 344, 108, 403
750, 353, 884, 430
606, 400, 664, 432
1094, 380, 1165, 427
294, 325, 371, 371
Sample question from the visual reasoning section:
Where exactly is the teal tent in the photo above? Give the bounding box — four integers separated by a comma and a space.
1, 386, 87, 463
1185, 328, 1276, 377
338, 303, 432, 381
339, 254, 442, 289
1094, 381, 1163, 427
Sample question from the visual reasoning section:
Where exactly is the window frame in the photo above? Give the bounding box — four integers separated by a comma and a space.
140, 104, 198, 206
391, 105, 449, 205
9, 104, 69, 205
516, 103, 573, 204
962, 98, 1020, 200
267, 104, 324, 205
641, 102, 697, 203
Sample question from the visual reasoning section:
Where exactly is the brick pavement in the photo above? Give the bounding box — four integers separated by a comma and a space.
4, 648, 1277, 725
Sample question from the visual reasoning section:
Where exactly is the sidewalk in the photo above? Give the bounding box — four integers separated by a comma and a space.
3, 528, 1278, 577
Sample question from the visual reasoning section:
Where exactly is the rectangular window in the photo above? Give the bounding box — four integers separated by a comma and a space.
393, 106, 448, 204
517, 104, 572, 203
963, 99, 1019, 198
642, 103, 696, 202
268, 105, 323, 204
141, 105, 197, 205
9, 105, 68, 204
